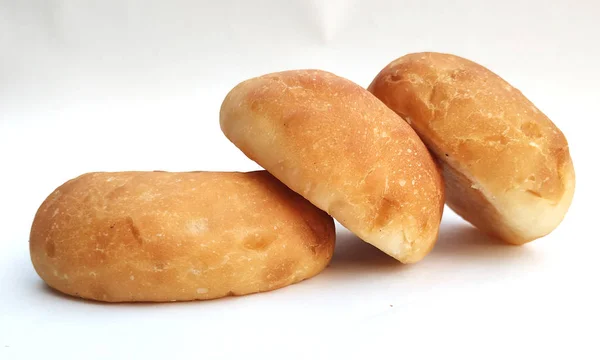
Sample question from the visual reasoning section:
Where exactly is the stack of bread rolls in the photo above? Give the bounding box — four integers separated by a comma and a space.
30, 52, 575, 302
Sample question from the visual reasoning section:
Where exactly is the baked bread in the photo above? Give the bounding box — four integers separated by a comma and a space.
30, 171, 335, 302
220, 70, 444, 263
368, 52, 575, 244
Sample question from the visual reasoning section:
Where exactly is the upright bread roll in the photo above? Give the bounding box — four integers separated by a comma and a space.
368, 52, 575, 244
30, 171, 335, 302
220, 70, 444, 264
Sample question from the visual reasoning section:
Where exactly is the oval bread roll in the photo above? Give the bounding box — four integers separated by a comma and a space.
368, 52, 575, 244
220, 70, 444, 264
30, 171, 335, 302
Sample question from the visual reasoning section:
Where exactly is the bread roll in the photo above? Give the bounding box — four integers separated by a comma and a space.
368, 52, 575, 244
30, 171, 335, 302
220, 70, 444, 264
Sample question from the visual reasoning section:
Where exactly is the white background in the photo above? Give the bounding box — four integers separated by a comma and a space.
1, 1, 599, 359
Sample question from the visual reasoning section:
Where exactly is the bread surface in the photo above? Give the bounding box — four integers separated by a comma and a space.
220, 69, 444, 263
368, 52, 575, 243
30, 171, 335, 302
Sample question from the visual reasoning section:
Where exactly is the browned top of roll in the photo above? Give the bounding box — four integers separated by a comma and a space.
30, 171, 335, 302
368, 52, 575, 243
220, 70, 444, 263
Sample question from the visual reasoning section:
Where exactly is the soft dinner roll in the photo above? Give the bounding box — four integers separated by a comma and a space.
368, 52, 575, 244
30, 171, 335, 302
220, 70, 444, 264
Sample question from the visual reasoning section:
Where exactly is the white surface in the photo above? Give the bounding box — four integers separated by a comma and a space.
1, 1, 599, 359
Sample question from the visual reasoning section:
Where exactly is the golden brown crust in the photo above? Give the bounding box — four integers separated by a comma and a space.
368, 52, 575, 243
220, 70, 444, 263
30, 171, 335, 302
